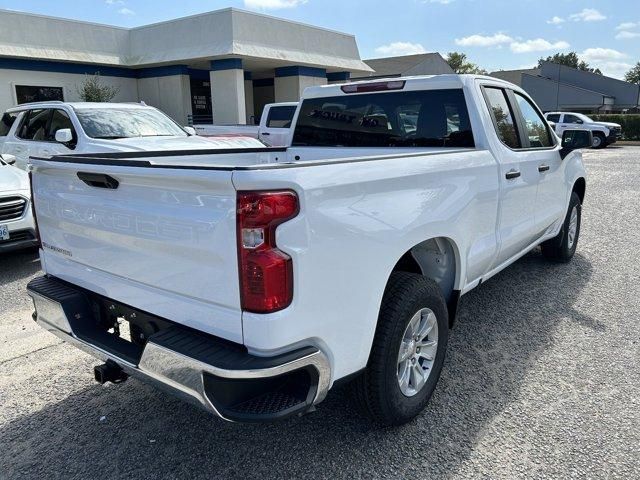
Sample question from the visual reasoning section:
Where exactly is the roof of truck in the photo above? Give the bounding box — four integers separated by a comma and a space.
6, 102, 155, 113
302, 74, 517, 99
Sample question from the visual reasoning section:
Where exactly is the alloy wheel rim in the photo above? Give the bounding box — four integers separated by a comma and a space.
568, 206, 578, 249
592, 136, 601, 147
397, 308, 439, 397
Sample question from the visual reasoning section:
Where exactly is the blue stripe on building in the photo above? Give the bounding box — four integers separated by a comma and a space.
275, 66, 326, 78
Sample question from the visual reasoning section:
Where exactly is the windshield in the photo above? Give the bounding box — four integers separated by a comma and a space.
75, 108, 187, 139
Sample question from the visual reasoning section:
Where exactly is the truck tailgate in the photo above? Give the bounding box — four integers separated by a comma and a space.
31, 158, 243, 342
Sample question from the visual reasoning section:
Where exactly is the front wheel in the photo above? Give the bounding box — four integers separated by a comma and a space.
541, 191, 582, 263
351, 272, 448, 426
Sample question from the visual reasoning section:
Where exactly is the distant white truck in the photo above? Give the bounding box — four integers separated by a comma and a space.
195, 102, 298, 147
544, 112, 622, 149
0, 102, 267, 171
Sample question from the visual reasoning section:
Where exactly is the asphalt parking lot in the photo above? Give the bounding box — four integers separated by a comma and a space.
1, 147, 639, 479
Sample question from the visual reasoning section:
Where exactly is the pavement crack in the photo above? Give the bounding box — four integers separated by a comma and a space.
0, 342, 64, 366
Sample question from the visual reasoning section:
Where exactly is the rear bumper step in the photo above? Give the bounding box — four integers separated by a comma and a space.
27, 275, 331, 422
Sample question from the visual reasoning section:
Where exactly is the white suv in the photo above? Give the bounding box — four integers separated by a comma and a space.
0, 102, 266, 171
0, 154, 37, 252
544, 112, 622, 149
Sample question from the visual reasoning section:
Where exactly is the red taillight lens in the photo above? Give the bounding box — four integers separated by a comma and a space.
237, 191, 299, 313
28, 171, 41, 247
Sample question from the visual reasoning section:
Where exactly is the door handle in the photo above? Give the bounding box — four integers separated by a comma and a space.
261, 132, 271, 136
538, 164, 550, 173
77, 172, 119, 189
505, 169, 521, 180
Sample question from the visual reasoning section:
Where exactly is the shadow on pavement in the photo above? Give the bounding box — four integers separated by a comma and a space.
0, 249, 40, 283
0, 250, 595, 479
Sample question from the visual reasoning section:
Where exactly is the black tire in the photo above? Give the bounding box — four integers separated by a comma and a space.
592, 132, 607, 149
351, 272, 449, 426
541, 191, 582, 263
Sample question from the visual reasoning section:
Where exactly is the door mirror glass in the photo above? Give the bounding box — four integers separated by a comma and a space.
561, 129, 592, 158
55, 128, 73, 144
0, 154, 16, 165
183, 126, 196, 136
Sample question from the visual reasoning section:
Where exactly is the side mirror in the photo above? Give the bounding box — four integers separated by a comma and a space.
0, 154, 16, 165
575, 119, 584, 124
55, 128, 73, 144
183, 126, 196, 136
560, 129, 592, 159
547, 121, 556, 130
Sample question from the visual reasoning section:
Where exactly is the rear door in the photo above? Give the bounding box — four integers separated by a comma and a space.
31, 158, 243, 342
482, 86, 540, 267
5, 109, 51, 170
258, 104, 297, 146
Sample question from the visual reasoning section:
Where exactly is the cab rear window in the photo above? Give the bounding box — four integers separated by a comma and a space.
0, 112, 18, 136
291, 89, 474, 148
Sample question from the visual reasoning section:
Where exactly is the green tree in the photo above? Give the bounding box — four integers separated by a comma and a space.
446, 52, 487, 75
624, 62, 640, 84
538, 52, 602, 75
76, 73, 120, 102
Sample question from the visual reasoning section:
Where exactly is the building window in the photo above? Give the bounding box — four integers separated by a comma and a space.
15, 85, 64, 105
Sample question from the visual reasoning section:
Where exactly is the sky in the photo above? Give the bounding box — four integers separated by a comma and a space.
1, 0, 639, 79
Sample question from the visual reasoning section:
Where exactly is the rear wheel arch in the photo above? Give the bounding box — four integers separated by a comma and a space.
391, 237, 461, 327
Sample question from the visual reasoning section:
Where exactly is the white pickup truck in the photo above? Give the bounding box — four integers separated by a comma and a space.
194, 102, 298, 147
27, 75, 589, 426
544, 112, 622, 149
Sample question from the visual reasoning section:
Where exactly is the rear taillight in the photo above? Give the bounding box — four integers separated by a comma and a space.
237, 190, 299, 313
28, 171, 41, 247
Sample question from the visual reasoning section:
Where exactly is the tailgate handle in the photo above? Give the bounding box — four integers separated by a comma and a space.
77, 172, 119, 190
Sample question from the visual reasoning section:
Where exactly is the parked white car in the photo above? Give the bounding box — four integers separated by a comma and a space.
28, 75, 589, 426
0, 154, 37, 252
544, 112, 622, 149
0, 102, 268, 171
195, 102, 298, 147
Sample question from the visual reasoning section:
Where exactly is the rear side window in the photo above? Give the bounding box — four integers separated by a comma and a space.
0, 112, 18, 136
546, 113, 560, 123
513, 93, 553, 148
483, 87, 519, 149
292, 89, 474, 148
266, 106, 296, 128
17, 109, 51, 141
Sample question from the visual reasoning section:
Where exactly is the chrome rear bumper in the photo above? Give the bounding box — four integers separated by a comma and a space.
28, 276, 331, 422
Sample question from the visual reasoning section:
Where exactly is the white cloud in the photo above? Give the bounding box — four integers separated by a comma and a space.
569, 8, 606, 22
579, 48, 631, 78
423, 0, 455, 4
454, 33, 513, 47
510, 39, 570, 53
375, 42, 427, 56
105, 0, 124, 4
244, 0, 307, 9
581, 48, 628, 62
118, 7, 135, 15
547, 16, 565, 25
616, 22, 638, 30
616, 31, 640, 40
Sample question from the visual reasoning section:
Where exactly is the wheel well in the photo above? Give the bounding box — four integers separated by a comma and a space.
573, 177, 586, 204
391, 237, 460, 326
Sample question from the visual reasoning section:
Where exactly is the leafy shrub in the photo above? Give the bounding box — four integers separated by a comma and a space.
76, 73, 120, 102
591, 114, 640, 141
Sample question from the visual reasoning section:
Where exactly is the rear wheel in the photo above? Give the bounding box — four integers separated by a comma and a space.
592, 132, 606, 149
541, 191, 581, 263
351, 272, 448, 426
